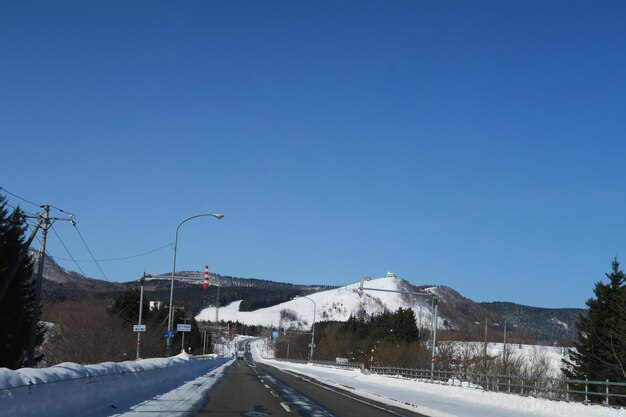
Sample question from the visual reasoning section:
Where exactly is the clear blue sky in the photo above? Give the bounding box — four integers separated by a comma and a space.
2, 1, 625, 309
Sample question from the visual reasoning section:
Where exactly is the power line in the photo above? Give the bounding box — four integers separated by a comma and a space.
49, 205, 75, 216
50, 225, 88, 278
50, 243, 173, 263
0, 186, 73, 215
73, 223, 109, 281
0, 186, 41, 208
3, 201, 38, 217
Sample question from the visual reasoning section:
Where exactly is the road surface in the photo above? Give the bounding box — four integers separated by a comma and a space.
195, 349, 427, 417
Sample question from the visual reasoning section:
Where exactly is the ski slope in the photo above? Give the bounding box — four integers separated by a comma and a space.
196, 274, 436, 329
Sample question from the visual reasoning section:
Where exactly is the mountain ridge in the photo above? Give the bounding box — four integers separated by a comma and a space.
35, 253, 584, 342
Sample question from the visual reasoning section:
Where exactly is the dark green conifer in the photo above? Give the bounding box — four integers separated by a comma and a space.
563, 258, 626, 402
0, 195, 45, 368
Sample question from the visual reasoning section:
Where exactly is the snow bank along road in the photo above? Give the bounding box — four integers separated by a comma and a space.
0, 353, 230, 417
250, 341, 625, 417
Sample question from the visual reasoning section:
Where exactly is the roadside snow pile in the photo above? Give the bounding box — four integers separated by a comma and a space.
0, 353, 230, 417
251, 340, 626, 417
110, 358, 233, 417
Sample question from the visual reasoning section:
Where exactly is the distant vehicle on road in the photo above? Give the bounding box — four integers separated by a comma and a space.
237, 350, 245, 360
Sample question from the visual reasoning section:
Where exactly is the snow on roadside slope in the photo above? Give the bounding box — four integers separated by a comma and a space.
108, 358, 234, 417
250, 340, 624, 417
0, 352, 230, 417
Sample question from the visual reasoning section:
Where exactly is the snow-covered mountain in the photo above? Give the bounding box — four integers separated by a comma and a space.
196, 272, 441, 330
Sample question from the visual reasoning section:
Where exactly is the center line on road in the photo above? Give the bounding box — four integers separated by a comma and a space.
280, 402, 291, 412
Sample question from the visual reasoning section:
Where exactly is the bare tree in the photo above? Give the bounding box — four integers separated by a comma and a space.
43, 299, 134, 365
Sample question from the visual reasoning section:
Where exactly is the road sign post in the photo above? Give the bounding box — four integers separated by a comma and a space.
177, 324, 192, 332
177, 323, 192, 353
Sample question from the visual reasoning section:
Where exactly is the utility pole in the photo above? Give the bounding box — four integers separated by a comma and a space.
215, 274, 220, 323
484, 318, 488, 359
430, 293, 439, 381
181, 318, 188, 352
503, 320, 508, 367
27, 205, 75, 367
136, 273, 146, 360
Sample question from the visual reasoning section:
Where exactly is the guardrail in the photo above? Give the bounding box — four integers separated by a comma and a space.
310, 360, 365, 371
370, 366, 626, 407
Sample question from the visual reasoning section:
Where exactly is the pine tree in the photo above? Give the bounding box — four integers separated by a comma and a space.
563, 258, 626, 402
109, 288, 148, 324
0, 195, 45, 369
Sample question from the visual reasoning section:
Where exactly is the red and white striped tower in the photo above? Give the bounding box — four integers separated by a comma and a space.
203, 265, 209, 290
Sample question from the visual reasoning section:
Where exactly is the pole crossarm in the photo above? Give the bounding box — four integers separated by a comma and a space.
359, 286, 437, 298
142, 274, 206, 282
356, 275, 440, 381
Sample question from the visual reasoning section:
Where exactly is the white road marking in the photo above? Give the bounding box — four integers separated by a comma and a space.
280, 402, 291, 412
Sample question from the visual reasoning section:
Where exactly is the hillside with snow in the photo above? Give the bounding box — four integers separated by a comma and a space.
196, 273, 440, 330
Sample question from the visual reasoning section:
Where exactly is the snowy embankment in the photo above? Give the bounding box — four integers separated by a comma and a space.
0, 352, 231, 417
251, 340, 625, 417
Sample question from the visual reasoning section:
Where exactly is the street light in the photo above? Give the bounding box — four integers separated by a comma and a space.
295, 295, 316, 361
166, 213, 224, 357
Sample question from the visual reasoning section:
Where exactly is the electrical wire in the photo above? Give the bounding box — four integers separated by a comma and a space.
73, 223, 109, 281
50, 225, 88, 278
0, 186, 74, 216
0, 186, 41, 208
50, 243, 173, 263
2, 190, 144, 323
49, 205, 75, 217
3, 202, 38, 218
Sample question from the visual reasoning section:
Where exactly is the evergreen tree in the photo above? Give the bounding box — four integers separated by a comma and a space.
394, 307, 419, 342
563, 258, 626, 401
0, 196, 45, 368
109, 288, 148, 324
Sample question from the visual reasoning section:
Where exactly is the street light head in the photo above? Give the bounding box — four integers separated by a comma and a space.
213, 214, 225, 219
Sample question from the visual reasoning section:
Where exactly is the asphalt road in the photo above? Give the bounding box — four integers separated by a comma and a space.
195, 356, 428, 417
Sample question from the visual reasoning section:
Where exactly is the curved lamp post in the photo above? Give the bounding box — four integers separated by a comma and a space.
296, 295, 316, 361
166, 213, 224, 356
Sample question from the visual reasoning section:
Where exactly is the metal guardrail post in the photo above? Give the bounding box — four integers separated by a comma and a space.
365, 366, 626, 408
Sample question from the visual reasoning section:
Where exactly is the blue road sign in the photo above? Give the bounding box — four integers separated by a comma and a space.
164, 331, 175, 338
